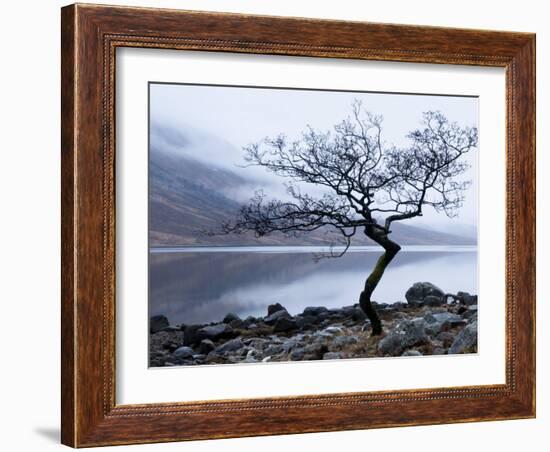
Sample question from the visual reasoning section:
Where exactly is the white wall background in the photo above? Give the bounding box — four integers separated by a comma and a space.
0, 1, 545, 451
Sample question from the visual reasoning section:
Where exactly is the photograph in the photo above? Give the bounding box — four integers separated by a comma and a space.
148, 83, 480, 367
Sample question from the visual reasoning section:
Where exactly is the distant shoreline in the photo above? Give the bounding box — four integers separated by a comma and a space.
149, 244, 477, 254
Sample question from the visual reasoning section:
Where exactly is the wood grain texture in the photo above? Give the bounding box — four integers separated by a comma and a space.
60, 3, 536, 447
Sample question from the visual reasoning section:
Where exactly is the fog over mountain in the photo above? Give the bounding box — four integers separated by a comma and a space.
149, 122, 477, 247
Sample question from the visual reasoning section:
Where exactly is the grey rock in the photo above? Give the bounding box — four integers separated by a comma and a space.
462, 305, 478, 320
160, 325, 180, 332
161, 341, 179, 352
378, 318, 428, 356
215, 338, 244, 354
264, 309, 292, 325
229, 318, 245, 329
457, 291, 478, 305
295, 315, 317, 329
173, 346, 194, 359
323, 326, 344, 335
198, 339, 215, 354
436, 331, 456, 347
273, 316, 298, 333
352, 308, 367, 322
323, 352, 344, 360
432, 347, 446, 355
432, 312, 464, 325
223, 312, 241, 324
449, 322, 478, 354
303, 306, 329, 317
331, 335, 359, 349
401, 349, 423, 356
405, 282, 445, 306
267, 302, 286, 316
182, 324, 204, 346
425, 312, 466, 335
243, 315, 257, 326
282, 339, 299, 353
290, 348, 305, 361
424, 295, 445, 307
264, 344, 284, 355
150, 315, 169, 333
303, 343, 328, 359
199, 323, 234, 340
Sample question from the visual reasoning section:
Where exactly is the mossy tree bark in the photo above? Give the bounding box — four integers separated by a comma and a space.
359, 227, 401, 336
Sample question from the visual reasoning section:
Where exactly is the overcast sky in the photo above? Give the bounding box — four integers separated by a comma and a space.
150, 83, 478, 232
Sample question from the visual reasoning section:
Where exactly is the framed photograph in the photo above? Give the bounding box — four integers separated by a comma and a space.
61, 3, 536, 447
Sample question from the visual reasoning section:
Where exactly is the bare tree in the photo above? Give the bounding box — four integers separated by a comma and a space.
221, 101, 478, 335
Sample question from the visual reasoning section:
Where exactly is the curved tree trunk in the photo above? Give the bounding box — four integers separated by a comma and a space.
359, 232, 401, 336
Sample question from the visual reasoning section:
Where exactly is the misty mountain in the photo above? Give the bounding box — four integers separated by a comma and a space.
149, 129, 476, 248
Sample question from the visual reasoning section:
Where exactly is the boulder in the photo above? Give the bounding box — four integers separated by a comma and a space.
457, 291, 478, 306
378, 318, 428, 356
160, 326, 180, 332
290, 348, 305, 361
161, 340, 179, 352
223, 312, 241, 324
401, 349, 422, 357
432, 312, 464, 325
200, 323, 234, 340
449, 321, 478, 354
182, 324, 203, 346
214, 338, 244, 354
303, 343, 328, 360
229, 318, 245, 329
198, 339, 215, 354
267, 302, 286, 316
330, 335, 359, 349
462, 305, 478, 321
264, 309, 292, 325
323, 352, 344, 360
352, 307, 367, 322
173, 346, 194, 359
150, 315, 169, 334
436, 331, 456, 347
264, 344, 284, 355
184, 323, 234, 345
424, 295, 445, 307
424, 312, 465, 335
243, 315, 258, 327
405, 282, 445, 306
295, 315, 316, 329
302, 306, 329, 317
273, 317, 298, 333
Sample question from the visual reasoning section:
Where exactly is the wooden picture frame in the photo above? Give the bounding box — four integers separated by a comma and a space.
61, 3, 536, 447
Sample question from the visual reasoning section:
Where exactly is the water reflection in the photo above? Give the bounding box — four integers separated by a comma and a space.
149, 247, 477, 325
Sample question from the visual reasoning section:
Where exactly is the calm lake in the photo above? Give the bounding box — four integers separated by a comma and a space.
149, 246, 477, 325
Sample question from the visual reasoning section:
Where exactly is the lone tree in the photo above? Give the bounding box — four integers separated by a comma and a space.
221, 101, 478, 335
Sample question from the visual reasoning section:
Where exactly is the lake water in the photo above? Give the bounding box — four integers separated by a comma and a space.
149, 246, 477, 325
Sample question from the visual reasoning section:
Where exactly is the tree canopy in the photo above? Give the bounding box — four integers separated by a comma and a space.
221, 101, 478, 255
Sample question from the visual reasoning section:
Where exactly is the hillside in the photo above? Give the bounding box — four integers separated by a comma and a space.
149, 130, 476, 248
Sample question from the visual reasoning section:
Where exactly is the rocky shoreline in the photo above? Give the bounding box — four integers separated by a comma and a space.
149, 282, 478, 367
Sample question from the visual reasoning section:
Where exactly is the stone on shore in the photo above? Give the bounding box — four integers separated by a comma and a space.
173, 346, 194, 359
405, 282, 445, 306
264, 309, 292, 325
267, 303, 286, 316
150, 315, 169, 334
449, 321, 478, 354
150, 285, 479, 367
273, 316, 298, 333
378, 318, 428, 356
